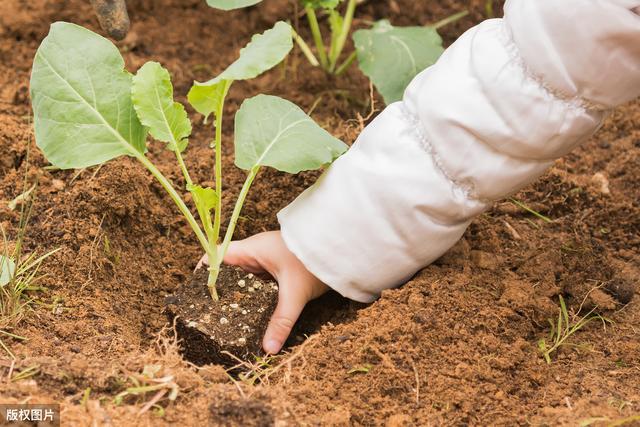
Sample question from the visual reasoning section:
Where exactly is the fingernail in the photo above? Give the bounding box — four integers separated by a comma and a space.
264, 339, 281, 355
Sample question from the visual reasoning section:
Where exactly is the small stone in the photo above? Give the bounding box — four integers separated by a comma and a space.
51, 179, 65, 192
470, 250, 500, 270
237, 337, 246, 344
248, 287, 255, 292
219, 317, 229, 325
247, 273, 254, 279
271, 283, 279, 291
241, 310, 247, 315
189, 304, 195, 309
257, 307, 265, 313
221, 305, 227, 311
592, 172, 610, 195
237, 280, 246, 288
253, 282, 263, 290
187, 321, 198, 328
229, 303, 239, 309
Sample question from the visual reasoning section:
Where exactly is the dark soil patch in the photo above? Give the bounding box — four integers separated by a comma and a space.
167, 265, 278, 366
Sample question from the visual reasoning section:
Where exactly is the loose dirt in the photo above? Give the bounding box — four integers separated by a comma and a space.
0, 0, 638, 425
167, 266, 278, 366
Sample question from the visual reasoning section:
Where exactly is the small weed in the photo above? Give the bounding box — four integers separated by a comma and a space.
113, 364, 179, 416
538, 295, 611, 364
608, 415, 640, 427
1, 148, 60, 359
510, 198, 553, 223
608, 397, 633, 412
347, 364, 372, 374
10, 364, 40, 382
223, 351, 279, 388
223, 335, 318, 395
580, 415, 640, 427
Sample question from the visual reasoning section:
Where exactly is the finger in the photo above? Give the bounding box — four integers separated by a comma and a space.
195, 253, 209, 271
263, 275, 307, 354
223, 236, 270, 275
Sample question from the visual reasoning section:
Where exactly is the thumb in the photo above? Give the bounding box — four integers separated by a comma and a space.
263, 275, 307, 354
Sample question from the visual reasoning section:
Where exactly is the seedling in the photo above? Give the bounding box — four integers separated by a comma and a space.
206, 0, 360, 75
353, 11, 468, 105
298, 0, 360, 74
30, 22, 347, 301
537, 295, 610, 364
206, 1, 466, 104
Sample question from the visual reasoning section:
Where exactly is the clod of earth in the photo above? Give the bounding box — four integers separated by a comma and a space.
166, 265, 278, 365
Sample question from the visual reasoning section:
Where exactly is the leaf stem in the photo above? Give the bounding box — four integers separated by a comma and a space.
329, 0, 357, 72
327, 10, 340, 67
173, 146, 193, 187
212, 82, 231, 248
292, 28, 320, 67
432, 10, 469, 30
305, 6, 328, 69
134, 153, 210, 258
335, 51, 357, 76
216, 165, 260, 272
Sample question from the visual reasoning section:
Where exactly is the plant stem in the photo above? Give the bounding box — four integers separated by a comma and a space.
327, 10, 340, 68
292, 28, 320, 67
335, 51, 357, 76
204, 81, 233, 301
329, 0, 357, 72
134, 153, 210, 258
216, 165, 260, 271
212, 82, 231, 249
432, 10, 469, 30
170, 138, 193, 187
305, 5, 328, 69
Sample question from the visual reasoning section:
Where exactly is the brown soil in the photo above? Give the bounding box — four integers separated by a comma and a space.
0, 0, 639, 426
167, 265, 278, 366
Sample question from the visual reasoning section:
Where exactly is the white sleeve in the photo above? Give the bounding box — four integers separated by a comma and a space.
278, 0, 640, 303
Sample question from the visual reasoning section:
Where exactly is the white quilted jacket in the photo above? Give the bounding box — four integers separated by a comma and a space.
279, 0, 640, 303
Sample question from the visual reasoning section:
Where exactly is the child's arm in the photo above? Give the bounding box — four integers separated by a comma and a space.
224, 0, 640, 353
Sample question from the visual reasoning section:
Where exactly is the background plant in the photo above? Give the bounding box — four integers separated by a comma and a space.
538, 295, 611, 364
206, 0, 360, 75
352, 11, 468, 105
205, 0, 467, 104
30, 21, 347, 301
1, 171, 59, 359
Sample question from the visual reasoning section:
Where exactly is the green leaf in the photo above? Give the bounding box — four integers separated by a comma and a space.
188, 21, 293, 120
187, 80, 230, 124
0, 256, 16, 287
30, 22, 147, 169
206, 0, 262, 10
234, 95, 348, 173
132, 62, 192, 153
353, 20, 445, 105
188, 184, 217, 213
187, 184, 217, 239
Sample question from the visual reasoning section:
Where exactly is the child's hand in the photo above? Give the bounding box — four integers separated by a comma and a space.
198, 231, 329, 354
